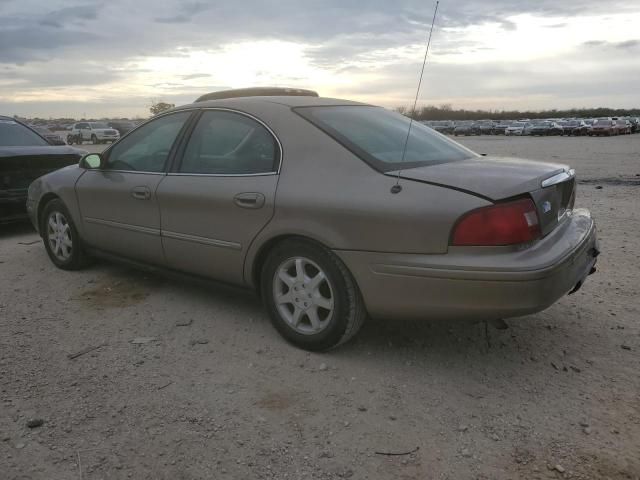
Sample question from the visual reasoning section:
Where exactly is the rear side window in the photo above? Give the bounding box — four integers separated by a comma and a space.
295, 106, 475, 172
179, 110, 278, 175
0, 119, 48, 147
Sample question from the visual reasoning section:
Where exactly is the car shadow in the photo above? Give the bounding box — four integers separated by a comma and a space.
75, 259, 594, 378
0, 220, 37, 239
338, 307, 593, 380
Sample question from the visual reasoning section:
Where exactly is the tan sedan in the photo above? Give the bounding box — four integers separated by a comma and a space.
27, 89, 599, 350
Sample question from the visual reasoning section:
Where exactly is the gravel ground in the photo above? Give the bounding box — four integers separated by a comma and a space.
1, 135, 639, 480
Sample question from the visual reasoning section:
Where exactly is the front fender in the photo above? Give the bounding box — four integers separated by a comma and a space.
29, 165, 86, 237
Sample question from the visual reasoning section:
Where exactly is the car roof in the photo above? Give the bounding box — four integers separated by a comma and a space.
173, 95, 368, 113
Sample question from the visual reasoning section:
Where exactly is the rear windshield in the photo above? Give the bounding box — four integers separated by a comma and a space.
0, 119, 48, 147
295, 106, 476, 171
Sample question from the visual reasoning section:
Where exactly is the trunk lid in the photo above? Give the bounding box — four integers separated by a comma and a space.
387, 156, 576, 236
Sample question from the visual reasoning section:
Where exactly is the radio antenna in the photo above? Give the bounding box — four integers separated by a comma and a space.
393, 0, 440, 193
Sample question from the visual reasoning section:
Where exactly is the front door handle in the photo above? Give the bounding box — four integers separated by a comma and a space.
234, 192, 265, 209
131, 186, 151, 200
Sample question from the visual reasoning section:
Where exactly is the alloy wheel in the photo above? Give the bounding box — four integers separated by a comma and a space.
273, 257, 334, 335
47, 211, 73, 261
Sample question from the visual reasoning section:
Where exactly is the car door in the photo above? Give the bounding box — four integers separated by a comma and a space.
75, 110, 194, 265
157, 109, 280, 285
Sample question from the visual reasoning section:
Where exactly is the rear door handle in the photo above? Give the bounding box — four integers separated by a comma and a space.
234, 192, 265, 209
131, 186, 151, 200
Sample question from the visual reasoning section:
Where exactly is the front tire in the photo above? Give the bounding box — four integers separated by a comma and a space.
261, 239, 366, 351
42, 199, 90, 270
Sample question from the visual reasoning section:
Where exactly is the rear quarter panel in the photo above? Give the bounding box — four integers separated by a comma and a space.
242, 103, 490, 284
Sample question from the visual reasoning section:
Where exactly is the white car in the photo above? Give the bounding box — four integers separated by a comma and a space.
505, 122, 531, 136
68, 122, 120, 145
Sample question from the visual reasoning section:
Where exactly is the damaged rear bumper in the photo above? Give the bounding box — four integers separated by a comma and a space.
336, 209, 599, 321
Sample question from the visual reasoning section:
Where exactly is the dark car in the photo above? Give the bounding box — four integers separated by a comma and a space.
0, 116, 85, 223
589, 119, 617, 136
107, 121, 136, 137
614, 119, 631, 135
530, 121, 563, 136
491, 121, 511, 135
32, 126, 66, 145
560, 120, 589, 136
476, 121, 495, 135
428, 120, 455, 135
453, 122, 477, 136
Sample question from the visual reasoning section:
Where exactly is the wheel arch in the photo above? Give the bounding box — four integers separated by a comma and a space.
37, 193, 61, 236
249, 234, 338, 296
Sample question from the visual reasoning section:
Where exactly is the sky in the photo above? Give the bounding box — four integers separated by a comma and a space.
1, 0, 639, 118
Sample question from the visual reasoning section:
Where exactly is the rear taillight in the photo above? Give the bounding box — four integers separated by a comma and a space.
451, 198, 541, 246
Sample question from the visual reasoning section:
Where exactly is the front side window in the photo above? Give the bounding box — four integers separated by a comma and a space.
105, 111, 191, 172
0, 119, 48, 147
295, 106, 475, 172
179, 110, 278, 175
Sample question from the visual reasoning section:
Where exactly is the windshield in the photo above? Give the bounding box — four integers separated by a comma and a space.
0, 119, 48, 147
90, 122, 109, 129
295, 106, 476, 171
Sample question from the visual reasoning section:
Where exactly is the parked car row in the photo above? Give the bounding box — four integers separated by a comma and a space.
423, 117, 640, 137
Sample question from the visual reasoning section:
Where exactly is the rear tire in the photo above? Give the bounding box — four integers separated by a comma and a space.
41, 199, 91, 270
261, 239, 366, 351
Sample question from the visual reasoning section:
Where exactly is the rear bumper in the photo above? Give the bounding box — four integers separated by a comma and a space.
336, 209, 598, 321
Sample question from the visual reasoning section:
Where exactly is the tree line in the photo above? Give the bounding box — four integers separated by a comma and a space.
396, 104, 640, 121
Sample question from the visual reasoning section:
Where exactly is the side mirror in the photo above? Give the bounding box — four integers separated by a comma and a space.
80, 153, 103, 169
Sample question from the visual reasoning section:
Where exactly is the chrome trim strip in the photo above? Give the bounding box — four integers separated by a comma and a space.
84, 217, 161, 236
541, 169, 575, 188
162, 230, 242, 250
84, 217, 242, 250
97, 170, 166, 175
167, 172, 277, 178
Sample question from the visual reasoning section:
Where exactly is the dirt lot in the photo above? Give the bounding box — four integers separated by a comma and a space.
1, 135, 639, 480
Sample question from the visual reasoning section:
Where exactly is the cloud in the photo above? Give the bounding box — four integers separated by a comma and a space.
181, 73, 211, 80
0, 27, 101, 63
583, 39, 640, 50
615, 39, 640, 49
50, 4, 101, 21
155, 1, 212, 23
0, 0, 639, 117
